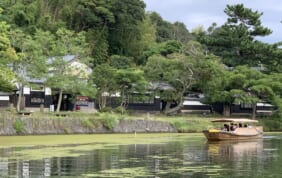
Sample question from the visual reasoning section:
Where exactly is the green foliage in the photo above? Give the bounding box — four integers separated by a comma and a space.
163, 116, 213, 133
8, 28, 48, 111
1, 0, 282, 122
148, 12, 192, 43
108, 0, 146, 56
101, 113, 118, 130
81, 118, 101, 129
63, 128, 70, 134
81, 119, 93, 128
45, 28, 91, 112
144, 53, 193, 114
197, 4, 273, 67
0, 20, 17, 92
100, 107, 113, 113
13, 119, 25, 134
113, 106, 127, 115
258, 118, 282, 132
91, 64, 117, 110
109, 55, 133, 69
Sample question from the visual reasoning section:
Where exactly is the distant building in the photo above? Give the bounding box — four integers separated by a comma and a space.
0, 92, 11, 108
9, 55, 93, 112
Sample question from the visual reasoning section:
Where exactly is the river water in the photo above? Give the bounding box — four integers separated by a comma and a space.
0, 133, 281, 178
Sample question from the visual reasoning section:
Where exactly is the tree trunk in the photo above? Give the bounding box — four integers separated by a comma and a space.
223, 103, 231, 117
120, 89, 126, 107
56, 89, 63, 113
251, 103, 256, 119
164, 101, 172, 114
164, 97, 184, 115
98, 94, 104, 110
16, 85, 23, 112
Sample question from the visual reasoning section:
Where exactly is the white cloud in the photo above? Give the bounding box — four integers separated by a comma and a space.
143, 0, 282, 43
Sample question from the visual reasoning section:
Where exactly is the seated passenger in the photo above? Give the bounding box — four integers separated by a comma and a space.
223, 124, 229, 131
230, 123, 237, 131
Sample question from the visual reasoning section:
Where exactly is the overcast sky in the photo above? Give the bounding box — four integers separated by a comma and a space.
143, 0, 282, 44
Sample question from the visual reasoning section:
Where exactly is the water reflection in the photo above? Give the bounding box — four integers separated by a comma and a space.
0, 134, 281, 177
207, 139, 264, 161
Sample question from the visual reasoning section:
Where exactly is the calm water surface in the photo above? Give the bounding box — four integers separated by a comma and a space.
0, 133, 281, 178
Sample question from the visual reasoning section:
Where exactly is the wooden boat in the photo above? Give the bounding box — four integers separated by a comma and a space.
203, 118, 263, 141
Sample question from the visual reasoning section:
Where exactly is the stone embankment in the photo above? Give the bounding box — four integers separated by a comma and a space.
0, 117, 176, 135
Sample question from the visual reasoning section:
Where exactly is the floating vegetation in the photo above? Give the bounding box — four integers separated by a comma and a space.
0, 133, 196, 148
0, 133, 200, 161
83, 167, 154, 178
10, 143, 119, 160
157, 164, 225, 177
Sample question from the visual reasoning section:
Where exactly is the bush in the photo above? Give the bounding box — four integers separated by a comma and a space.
13, 119, 25, 134
81, 118, 101, 129
100, 107, 112, 113
101, 114, 118, 130
63, 128, 70, 134
81, 119, 93, 128
259, 118, 282, 132
113, 106, 127, 114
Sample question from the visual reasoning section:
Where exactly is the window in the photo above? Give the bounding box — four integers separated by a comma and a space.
30, 91, 45, 105
129, 94, 154, 104
240, 103, 252, 109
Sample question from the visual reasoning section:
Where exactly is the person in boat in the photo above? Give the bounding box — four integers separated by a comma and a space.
230, 123, 237, 131
223, 124, 229, 131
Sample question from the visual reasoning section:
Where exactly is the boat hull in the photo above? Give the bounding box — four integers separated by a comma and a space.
203, 127, 263, 141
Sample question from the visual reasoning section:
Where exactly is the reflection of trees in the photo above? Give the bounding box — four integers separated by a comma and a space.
0, 137, 281, 177
0, 142, 188, 177
0, 158, 8, 177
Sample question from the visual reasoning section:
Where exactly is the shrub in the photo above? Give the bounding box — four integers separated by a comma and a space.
101, 114, 118, 130
113, 106, 127, 114
81, 118, 101, 129
13, 119, 25, 134
259, 118, 282, 132
63, 128, 70, 134
100, 107, 112, 113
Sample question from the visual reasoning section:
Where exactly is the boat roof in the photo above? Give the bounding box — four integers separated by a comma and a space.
211, 118, 258, 123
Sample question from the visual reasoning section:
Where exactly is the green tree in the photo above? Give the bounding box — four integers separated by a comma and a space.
109, 55, 134, 69
200, 65, 268, 118
114, 68, 147, 110
198, 4, 273, 67
251, 73, 282, 118
108, 0, 145, 56
131, 14, 157, 65
8, 29, 47, 111
0, 19, 17, 92
46, 28, 91, 112
91, 64, 117, 110
148, 12, 192, 43
144, 54, 193, 114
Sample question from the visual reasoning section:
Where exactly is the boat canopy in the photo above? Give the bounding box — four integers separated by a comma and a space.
211, 118, 258, 123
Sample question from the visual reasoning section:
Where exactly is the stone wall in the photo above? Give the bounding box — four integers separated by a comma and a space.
0, 117, 176, 135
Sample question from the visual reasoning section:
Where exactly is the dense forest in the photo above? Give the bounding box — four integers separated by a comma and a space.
1, 0, 282, 118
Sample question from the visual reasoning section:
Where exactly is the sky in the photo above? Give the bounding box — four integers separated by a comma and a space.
143, 0, 282, 44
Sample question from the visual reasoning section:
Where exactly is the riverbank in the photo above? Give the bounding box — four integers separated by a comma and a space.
0, 111, 214, 135
0, 111, 281, 135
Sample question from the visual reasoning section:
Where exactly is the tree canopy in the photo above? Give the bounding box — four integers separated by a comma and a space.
0, 1, 282, 118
